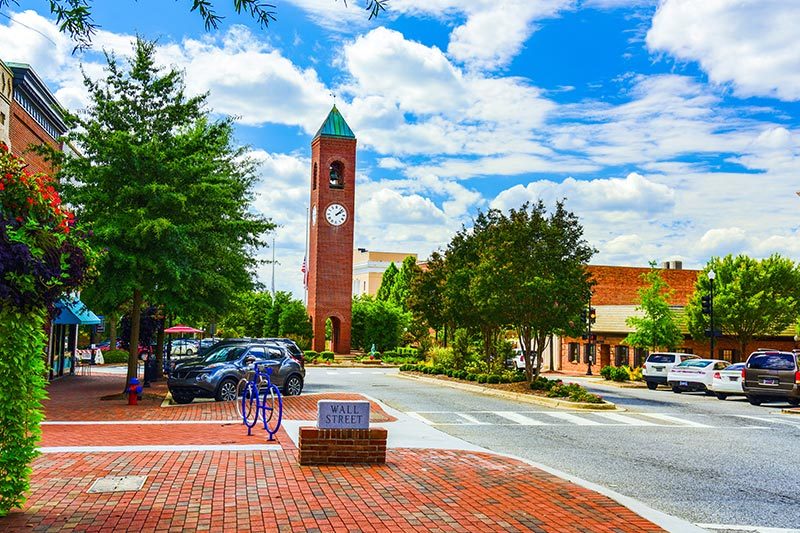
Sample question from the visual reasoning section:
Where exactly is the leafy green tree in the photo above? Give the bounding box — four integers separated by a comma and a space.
408, 251, 448, 342
0, 0, 388, 49
278, 300, 313, 349
472, 201, 595, 381
266, 291, 293, 336
376, 262, 398, 301
389, 255, 419, 311
55, 38, 272, 385
686, 254, 800, 361
351, 295, 406, 352
623, 263, 684, 353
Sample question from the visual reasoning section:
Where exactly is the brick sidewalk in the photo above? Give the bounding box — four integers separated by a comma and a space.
0, 374, 666, 532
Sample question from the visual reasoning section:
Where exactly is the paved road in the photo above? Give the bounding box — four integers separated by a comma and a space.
304, 367, 800, 531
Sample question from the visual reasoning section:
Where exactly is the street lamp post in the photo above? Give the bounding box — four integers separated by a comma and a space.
708, 270, 716, 360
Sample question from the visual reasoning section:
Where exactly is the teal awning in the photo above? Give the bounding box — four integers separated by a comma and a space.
53, 297, 101, 325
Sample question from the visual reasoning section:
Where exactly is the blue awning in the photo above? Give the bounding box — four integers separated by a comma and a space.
53, 297, 101, 325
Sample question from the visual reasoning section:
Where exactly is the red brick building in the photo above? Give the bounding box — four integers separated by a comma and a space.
307, 106, 357, 353
5, 61, 67, 175
560, 263, 798, 372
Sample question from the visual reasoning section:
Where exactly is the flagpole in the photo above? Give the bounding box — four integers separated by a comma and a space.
304, 206, 309, 306
271, 234, 276, 299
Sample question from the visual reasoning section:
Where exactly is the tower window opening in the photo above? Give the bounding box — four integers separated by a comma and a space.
329, 161, 344, 189
313, 162, 318, 190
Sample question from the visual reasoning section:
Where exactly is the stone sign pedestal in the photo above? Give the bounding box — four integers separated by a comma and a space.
298, 400, 387, 465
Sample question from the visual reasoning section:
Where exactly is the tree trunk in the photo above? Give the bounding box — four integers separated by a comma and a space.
108, 313, 117, 349
126, 288, 142, 389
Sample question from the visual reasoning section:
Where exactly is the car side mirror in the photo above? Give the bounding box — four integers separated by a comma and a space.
243, 356, 256, 366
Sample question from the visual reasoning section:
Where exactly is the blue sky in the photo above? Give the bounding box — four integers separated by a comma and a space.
1, 0, 799, 299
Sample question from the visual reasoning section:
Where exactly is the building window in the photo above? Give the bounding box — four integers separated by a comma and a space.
568, 342, 579, 363
720, 349, 737, 363
329, 161, 344, 189
313, 162, 318, 190
614, 345, 629, 367
676, 347, 693, 354
633, 347, 648, 368
583, 343, 595, 364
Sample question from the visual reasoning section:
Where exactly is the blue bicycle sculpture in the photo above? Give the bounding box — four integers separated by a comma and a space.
236, 361, 283, 441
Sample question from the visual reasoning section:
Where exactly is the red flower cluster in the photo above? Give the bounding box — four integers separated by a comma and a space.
0, 143, 73, 234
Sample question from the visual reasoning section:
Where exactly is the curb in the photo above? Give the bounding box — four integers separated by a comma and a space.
781, 408, 800, 415
395, 372, 618, 410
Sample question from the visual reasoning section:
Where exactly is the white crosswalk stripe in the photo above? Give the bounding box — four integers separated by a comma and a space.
594, 412, 659, 426
400, 410, 795, 428
493, 411, 548, 426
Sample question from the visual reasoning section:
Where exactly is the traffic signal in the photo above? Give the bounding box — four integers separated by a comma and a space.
701, 295, 712, 315
589, 307, 597, 324
580, 309, 587, 324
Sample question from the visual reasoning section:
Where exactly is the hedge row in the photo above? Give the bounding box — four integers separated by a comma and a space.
399, 364, 527, 384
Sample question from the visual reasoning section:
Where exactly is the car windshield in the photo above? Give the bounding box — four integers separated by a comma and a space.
203, 345, 246, 363
676, 360, 712, 368
724, 363, 746, 371
647, 354, 675, 363
748, 353, 795, 370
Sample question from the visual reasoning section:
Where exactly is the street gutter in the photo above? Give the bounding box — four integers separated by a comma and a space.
395, 372, 619, 410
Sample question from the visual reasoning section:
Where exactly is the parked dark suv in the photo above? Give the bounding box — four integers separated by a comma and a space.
167, 341, 305, 404
742, 350, 800, 406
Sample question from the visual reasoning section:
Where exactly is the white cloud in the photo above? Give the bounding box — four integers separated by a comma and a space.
358, 188, 447, 225
491, 172, 675, 215
696, 227, 750, 258
647, 0, 800, 101
446, 0, 573, 71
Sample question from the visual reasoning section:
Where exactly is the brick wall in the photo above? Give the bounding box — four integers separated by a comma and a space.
9, 100, 60, 175
307, 135, 357, 353
589, 265, 699, 306
298, 427, 387, 465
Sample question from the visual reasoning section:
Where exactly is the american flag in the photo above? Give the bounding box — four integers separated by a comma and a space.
301, 257, 307, 288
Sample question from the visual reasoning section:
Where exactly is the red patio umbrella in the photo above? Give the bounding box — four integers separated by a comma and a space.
164, 324, 204, 334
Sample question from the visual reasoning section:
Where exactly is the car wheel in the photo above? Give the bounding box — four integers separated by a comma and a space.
788, 398, 800, 407
186, 349, 193, 355
715, 392, 728, 400
646, 381, 658, 390
216, 378, 238, 402
671, 386, 682, 393
704, 389, 715, 396
283, 374, 303, 396
172, 391, 194, 404
747, 396, 762, 406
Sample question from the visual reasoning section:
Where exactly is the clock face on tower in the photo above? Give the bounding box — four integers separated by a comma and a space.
325, 203, 347, 226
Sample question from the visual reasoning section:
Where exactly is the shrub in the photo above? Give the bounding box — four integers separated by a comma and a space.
382, 350, 397, 359
429, 346, 454, 369
477, 374, 488, 384
610, 366, 630, 382
103, 349, 129, 364
530, 376, 558, 391
627, 366, 643, 381
456, 370, 467, 380
304, 350, 319, 363
398, 346, 419, 357
320, 351, 335, 362
599, 365, 613, 380
466, 373, 476, 381
486, 374, 501, 384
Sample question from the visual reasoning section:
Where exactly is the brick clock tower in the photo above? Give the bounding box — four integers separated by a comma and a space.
307, 106, 356, 353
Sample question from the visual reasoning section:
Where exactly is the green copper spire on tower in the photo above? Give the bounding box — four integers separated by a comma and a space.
314, 105, 355, 139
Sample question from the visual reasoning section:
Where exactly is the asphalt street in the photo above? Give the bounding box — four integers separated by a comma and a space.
304, 367, 800, 531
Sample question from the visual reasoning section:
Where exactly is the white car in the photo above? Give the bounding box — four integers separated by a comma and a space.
170, 339, 198, 356
710, 362, 746, 400
642, 352, 700, 390
510, 349, 539, 371
667, 359, 730, 394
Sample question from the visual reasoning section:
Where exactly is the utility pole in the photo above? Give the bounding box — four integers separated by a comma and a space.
271, 234, 276, 299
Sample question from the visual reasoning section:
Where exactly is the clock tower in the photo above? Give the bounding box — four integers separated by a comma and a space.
307, 105, 356, 353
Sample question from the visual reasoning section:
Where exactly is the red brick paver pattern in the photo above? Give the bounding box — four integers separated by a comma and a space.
4, 449, 662, 533
43, 376, 395, 423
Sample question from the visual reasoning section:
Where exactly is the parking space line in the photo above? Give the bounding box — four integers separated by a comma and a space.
734, 415, 800, 426
406, 412, 436, 425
